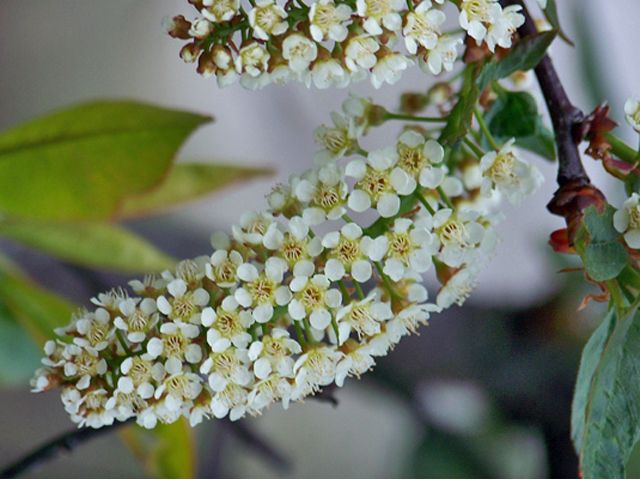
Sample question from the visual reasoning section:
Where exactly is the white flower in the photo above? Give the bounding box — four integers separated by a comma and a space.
480, 138, 543, 206
458, 0, 503, 48
69, 388, 115, 429
382, 218, 439, 281
313, 111, 359, 166
421, 35, 462, 75
291, 346, 344, 401
614, 193, 640, 249
396, 130, 446, 189
120, 354, 166, 400
346, 146, 412, 217
311, 56, 350, 89
232, 210, 277, 245
403, 1, 446, 54
282, 34, 318, 72
114, 298, 159, 344
323, 223, 381, 282
156, 279, 210, 324
485, 5, 523, 52
296, 165, 349, 225
309, 0, 352, 42
146, 321, 202, 364
234, 259, 292, 323
436, 264, 482, 308
247, 374, 292, 413
344, 35, 381, 72
154, 361, 203, 412
201, 347, 252, 392
371, 51, 413, 89
202, 0, 240, 23
356, 0, 403, 35
262, 216, 323, 274
335, 341, 377, 387
206, 249, 243, 288
248, 328, 301, 379
62, 345, 108, 390
386, 303, 440, 338
235, 42, 270, 77
430, 208, 485, 267
288, 274, 342, 330
625, 97, 640, 133
336, 294, 393, 341
211, 383, 249, 420
248, 0, 288, 40
72, 307, 115, 352
203, 297, 254, 349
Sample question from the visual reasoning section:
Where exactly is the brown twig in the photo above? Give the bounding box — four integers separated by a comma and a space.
500, 0, 606, 242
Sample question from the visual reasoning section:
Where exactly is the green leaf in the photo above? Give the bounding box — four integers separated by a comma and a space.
120, 418, 196, 479
474, 31, 557, 92
542, 0, 574, 46
510, 118, 556, 161
0, 221, 176, 273
493, 30, 557, 80
0, 101, 212, 221
0, 253, 75, 346
440, 65, 481, 146
577, 205, 629, 282
572, 305, 640, 478
118, 162, 273, 219
571, 307, 616, 454
484, 90, 539, 140
0, 301, 44, 386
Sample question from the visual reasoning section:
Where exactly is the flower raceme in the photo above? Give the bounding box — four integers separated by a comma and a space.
31, 98, 543, 430
163, 0, 523, 90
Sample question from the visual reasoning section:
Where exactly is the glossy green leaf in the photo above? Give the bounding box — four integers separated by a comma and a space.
510, 118, 556, 161
118, 162, 273, 219
0, 221, 176, 273
572, 305, 640, 478
542, 0, 574, 46
0, 253, 75, 346
576, 205, 629, 282
493, 30, 557, 79
484, 90, 539, 140
120, 418, 196, 479
481, 91, 556, 161
0, 101, 212, 221
0, 300, 44, 386
440, 65, 481, 146
474, 30, 557, 92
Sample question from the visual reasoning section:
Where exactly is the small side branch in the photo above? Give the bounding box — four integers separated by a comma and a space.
500, 0, 606, 240
0, 419, 135, 479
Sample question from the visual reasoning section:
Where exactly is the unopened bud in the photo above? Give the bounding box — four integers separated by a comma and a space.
162, 15, 192, 40
181, 42, 204, 63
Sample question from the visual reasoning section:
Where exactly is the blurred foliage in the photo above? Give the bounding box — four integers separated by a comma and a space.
0, 100, 270, 478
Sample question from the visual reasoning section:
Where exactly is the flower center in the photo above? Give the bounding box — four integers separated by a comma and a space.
398, 145, 427, 176
361, 170, 391, 198
217, 311, 242, 336
439, 219, 467, 246
172, 296, 196, 320
464, 0, 491, 22
282, 238, 305, 264
76, 352, 100, 376
129, 357, 153, 385
264, 339, 286, 357
301, 285, 323, 309
490, 153, 516, 185
164, 332, 188, 358
128, 311, 150, 332
334, 238, 361, 265
316, 185, 341, 209
248, 278, 275, 304
630, 205, 640, 229
389, 232, 413, 261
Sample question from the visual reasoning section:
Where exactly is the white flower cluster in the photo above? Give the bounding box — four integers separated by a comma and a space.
31, 95, 541, 430
163, 0, 522, 90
